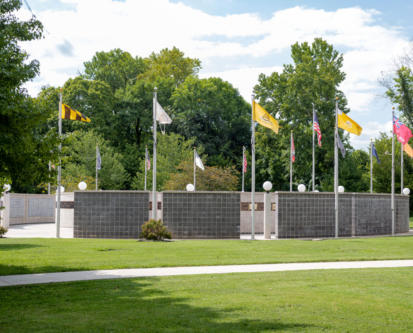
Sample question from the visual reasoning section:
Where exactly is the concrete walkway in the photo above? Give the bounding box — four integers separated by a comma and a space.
1, 260, 413, 287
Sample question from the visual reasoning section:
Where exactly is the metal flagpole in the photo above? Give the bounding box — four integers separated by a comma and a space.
391, 107, 395, 235
312, 105, 315, 192
152, 87, 157, 219
370, 138, 373, 193
95, 145, 98, 191
242, 146, 245, 192
48, 161, 51, 195
193, 148, 196, 191
334, 97, 339, 238
144, 146, 148, 191
290, 130, 293, 192
56, 90, 62, 238
401, 141, 404, 193
251, 95, 256, 240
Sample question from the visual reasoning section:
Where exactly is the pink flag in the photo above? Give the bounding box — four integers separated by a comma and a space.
291, 133, 295, 163
243, 153, 247, 173
393, 116, 413, 144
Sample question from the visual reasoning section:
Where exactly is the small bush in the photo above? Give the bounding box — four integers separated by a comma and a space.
0, 226, 8, 238
141, 219, 171, 241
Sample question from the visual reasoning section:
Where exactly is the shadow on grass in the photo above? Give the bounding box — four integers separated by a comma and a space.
0, 278, 319, 332
0, 243, 43, 251
0, 264, 92, 276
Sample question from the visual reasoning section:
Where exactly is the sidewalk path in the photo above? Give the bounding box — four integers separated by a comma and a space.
1, 260, 413, 287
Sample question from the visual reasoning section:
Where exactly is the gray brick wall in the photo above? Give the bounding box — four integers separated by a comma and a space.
276, 192, 409, 238
74, 191, 149, 239
163, 192, 240, 239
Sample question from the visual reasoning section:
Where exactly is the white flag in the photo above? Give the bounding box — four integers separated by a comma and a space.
195, 150, 205, 170
156, 101, 172, 124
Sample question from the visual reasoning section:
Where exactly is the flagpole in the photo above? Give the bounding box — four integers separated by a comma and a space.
242, 146, 245, 192
251, 94, 255, 240
401, 141, 403, 193
290, 130, 293, 192
144, 146, 148, 191
48, 161, 51, 195
391, 107, 395, 235
152, 87, 157, 220
95, 145, 98, 191
56, 90, 62, 238
370, 138, 373, 193
193, 148, 196, 191
312, 104, 315, 192
334, 97, 339, 238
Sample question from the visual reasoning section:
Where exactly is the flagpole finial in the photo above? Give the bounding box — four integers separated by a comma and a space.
335, 96, 339, 101
392, 106, 395, 110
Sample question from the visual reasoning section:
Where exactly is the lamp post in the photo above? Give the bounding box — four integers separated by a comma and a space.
263, 181, 272, 240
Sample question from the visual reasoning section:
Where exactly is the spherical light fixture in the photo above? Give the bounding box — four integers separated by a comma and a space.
3, 184, 11, 192
313, 189, 319, 192
186, 184, 195, 192
297, 184, 306, 192
78, 181, 87, 191
403, 188, 410, 196
338, 186, 345, 193
263, 181, 273, 192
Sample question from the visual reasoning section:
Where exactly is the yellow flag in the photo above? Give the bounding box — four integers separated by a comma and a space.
337, 109, 362, 136
61, 104, 91, 123
253, 101, 279, 134
404, 143, 413, 158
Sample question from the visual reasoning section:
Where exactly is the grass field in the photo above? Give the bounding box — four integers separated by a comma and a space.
1, 237, 413, 275
1, 268, 412, 332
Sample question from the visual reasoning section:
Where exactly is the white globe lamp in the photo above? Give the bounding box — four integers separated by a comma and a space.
403, 188, 410, 196
338, 186, 345, 193
297, 184, 306, 192
78, 181, 87, 191
186, 184, 195, 192
3, 184, 11, 192
263, 181, 273, 192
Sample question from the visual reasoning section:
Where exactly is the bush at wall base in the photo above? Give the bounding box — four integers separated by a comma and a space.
0, 226, 8, 238
141, 219, 172, 241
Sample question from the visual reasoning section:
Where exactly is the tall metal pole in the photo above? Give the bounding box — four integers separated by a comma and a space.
56, 90, 62, 238
370, 138, 373, 193
290, 130, 293, 192
242, 146, 245, 192
312, 104, 315, 192
251, 95, 256, 240
334, 97, 339, 238
391, 107, 395, 235
144, 146, 148, 191
95, 145, 98, 191
152, 87, 157, 219
401, 141, 404, 193
193, 148, 196, 191
48, 161, 51, 195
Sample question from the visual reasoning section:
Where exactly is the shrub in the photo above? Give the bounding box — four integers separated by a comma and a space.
141, 219, 171, 241
0, 226, 8, 238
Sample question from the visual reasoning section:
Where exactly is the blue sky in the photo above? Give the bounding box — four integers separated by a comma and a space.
19, 0, 413, 150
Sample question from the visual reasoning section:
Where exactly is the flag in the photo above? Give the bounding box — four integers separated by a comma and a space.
96, 146, 101, 170
61, 104, 91, 122
156, 101, 172, 124
195, 150, 205, 170
253, 101, 279, 134
243, 151, 247, 173
146, 155, 151, 171
404, 143, 413, 158
336, 133, 346, 157
371, 143, 380, 163
313, 111, 322, 147
337, 109, 362, 136
393, 116, 412, 145
291, 133, 295, 163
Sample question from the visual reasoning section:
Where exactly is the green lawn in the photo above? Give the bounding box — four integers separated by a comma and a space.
1, 237, 413, 275
1, 268, 412, 332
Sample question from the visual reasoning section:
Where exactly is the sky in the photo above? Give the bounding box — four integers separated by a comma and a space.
17, 0, 413, 150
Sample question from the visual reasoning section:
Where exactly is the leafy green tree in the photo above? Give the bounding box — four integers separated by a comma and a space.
0, 0, 58, 192
132, 133, 196, 191
62, 130, 128, 191
171, 76, 251, 167
253, 38, 353, 191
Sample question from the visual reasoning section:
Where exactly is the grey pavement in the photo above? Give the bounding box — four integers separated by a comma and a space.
1, 260, 413, 287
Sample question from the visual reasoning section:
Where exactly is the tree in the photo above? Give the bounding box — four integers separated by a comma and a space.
131, 133, 196, 191
164, 161, 239, 191
253, 38, 353, 191
0, 0, 57, 193
171, 76, 251, 167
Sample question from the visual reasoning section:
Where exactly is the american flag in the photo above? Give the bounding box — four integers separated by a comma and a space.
243, 151, 247, 172
146, 156, 151, 171
313, 111, 322, 147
